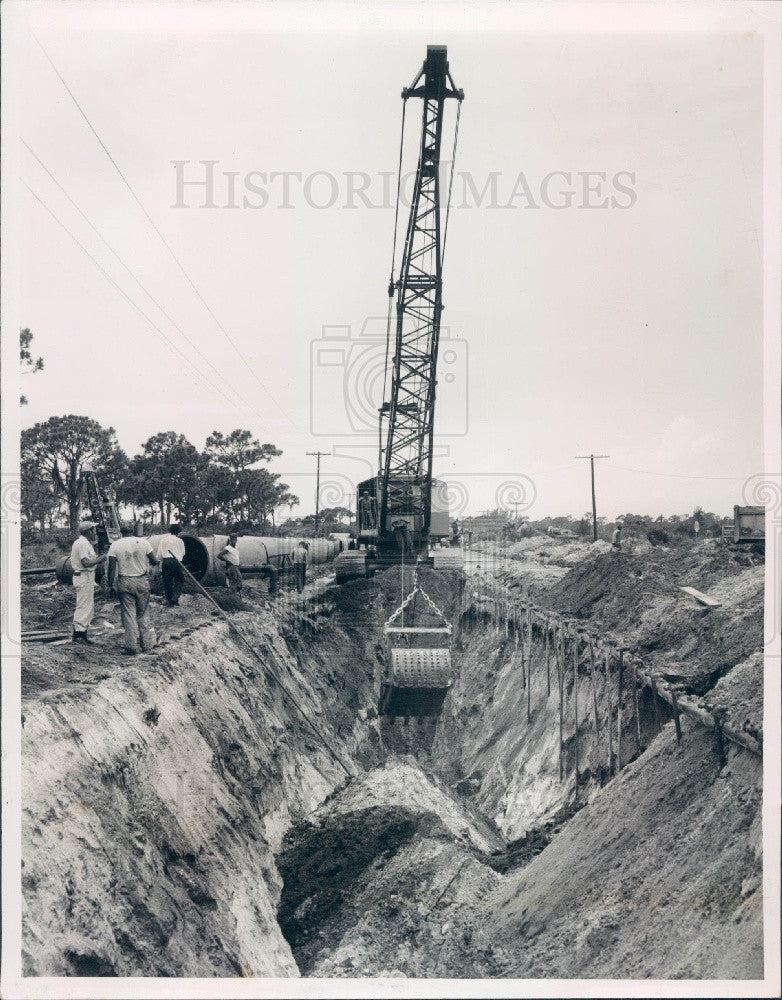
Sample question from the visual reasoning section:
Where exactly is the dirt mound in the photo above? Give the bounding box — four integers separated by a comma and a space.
277, 805, 422, 972
277, 759, 504, 978
536, 543, 763, 697
486, 721, 762, 979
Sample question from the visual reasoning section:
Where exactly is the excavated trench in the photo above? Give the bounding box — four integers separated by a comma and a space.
21, 558, 764, 979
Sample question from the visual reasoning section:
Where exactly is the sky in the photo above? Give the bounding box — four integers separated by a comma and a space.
3, 1, 769, 520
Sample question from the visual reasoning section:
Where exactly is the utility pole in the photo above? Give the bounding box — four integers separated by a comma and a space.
576, 454, 610, 542
306, 451, 331, 534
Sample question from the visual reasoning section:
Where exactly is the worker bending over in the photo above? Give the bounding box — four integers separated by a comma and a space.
218, 534, 242, 593
108, 523, 159, 655
158, 522, 185, 606
70, 520, 107, 645
293, 540, 308, 593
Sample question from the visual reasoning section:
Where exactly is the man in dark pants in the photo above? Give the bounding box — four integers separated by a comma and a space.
157, 523, 186, 606
358, 490, 376, 530
293, 540, 308, 593
107, 523, 159, 655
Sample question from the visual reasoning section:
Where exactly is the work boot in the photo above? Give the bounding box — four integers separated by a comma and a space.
122, 648, 138, 656
81, 632, 96, 645
72, 631, 86, 645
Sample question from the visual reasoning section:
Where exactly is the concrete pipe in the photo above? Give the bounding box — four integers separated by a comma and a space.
198, 535, 274, 582
198, 535, 338, 581
54, 534, 341, 586
54, 536, 211, 586
149, 534, 339, 583
148, 534, 211, 581
55, 555, 74, 586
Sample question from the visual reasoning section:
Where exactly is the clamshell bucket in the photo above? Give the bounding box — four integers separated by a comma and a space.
380, 581, 454, 720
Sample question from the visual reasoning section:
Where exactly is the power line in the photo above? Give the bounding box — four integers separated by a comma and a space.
23, 180, 246, 412
22, 138, 260, 418
34, 33, 296, 428
611, 464, 748, 482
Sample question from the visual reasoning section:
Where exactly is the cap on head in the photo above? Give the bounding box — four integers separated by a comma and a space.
119, 521, 134, 535
79, 520, 98, 533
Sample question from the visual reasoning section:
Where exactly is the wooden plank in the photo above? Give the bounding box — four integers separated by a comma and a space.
589, 640, 600, 738
573, 634, 579, 784
384, 627, 452, 634
679, 586, 722, 608
556, 625, 564, 781
616, 650, 624, 770
606, 649, 614, 776
650, 675, 662, 735
630, 654, 761, 756
467, 594, 762, 760
632, 660, 642, 747
713, 712, 727, 770
543, 615, 551, 698
526, 607, 532, 723
671, 689, 682, 743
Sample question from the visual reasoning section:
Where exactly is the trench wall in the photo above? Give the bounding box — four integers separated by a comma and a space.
21, 600, 383, 977
435, 603, 667, 841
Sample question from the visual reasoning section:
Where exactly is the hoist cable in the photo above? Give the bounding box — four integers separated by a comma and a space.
441, 99, 462, 273
382, 98, 408, 418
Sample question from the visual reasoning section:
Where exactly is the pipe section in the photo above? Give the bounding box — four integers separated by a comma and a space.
54, 534, 343, 586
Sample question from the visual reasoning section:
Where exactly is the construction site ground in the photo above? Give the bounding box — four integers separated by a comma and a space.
19, 533, 766, 979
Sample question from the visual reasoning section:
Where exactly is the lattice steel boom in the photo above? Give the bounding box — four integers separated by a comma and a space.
379, 45, 464, 540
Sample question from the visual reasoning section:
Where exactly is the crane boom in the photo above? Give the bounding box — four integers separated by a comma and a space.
335, 45, 464, 583
379, 45, 463, 540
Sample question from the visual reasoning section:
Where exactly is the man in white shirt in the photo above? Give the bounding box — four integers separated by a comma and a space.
107, 523, 160, 655
157, 523, 186, 606
293, 540, 308, 593
218, 534, 242, 593
70, 520, 107, 645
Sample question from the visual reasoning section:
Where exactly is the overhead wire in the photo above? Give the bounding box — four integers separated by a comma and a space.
21, 139, 261, 419
33, 33, 296, 428
610, 465, 748, 482
23, 180, 247, 412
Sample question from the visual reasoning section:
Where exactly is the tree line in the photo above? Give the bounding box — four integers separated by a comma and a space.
21, 415, 299, 536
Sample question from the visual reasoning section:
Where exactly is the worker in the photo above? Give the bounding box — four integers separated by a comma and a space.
107, 522, 159, 655
157, 522, 186, 606
612, 523, 622, 551
392, 518, 413, 557
293, 539, 308, 593
70, 520, 107, 645
358, 490, 374, 531
218, 534, 243, 593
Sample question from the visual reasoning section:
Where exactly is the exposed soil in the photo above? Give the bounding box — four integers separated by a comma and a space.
19, 534, 766, 980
